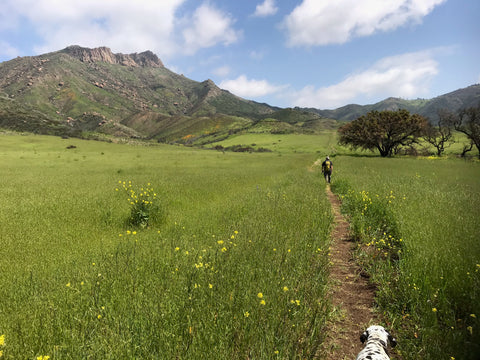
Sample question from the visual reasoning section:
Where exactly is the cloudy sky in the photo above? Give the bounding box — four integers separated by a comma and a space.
0, 0, 478, 109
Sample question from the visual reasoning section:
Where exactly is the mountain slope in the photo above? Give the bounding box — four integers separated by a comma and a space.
1, 45, 478, 142
0, 45, 281, 141
304, 84, 480, 123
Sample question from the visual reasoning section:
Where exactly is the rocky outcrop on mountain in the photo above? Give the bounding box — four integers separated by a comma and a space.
63, 45, 164, 68
202, 79, 223, 100
0, 45, 279, 141
1, 44, 477, 143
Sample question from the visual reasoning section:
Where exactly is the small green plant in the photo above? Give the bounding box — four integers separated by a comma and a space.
117, 180, 159, 227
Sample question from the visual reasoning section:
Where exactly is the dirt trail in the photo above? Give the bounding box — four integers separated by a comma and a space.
322, 184, 378, 359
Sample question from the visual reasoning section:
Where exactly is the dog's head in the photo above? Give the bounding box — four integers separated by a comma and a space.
360, 325, 397, 349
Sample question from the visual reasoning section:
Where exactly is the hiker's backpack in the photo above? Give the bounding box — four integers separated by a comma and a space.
323, 160, 331, 172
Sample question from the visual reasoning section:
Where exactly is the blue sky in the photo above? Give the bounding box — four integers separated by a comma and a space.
0, 0, 478, 109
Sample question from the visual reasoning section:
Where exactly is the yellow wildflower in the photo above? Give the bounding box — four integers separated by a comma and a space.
283, 286, 289, 292
0, 334, 4, 346
260, 300, 266, 305
257, 292, 263, 299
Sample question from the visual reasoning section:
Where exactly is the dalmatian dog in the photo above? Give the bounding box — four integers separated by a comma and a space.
356, 325, 397, 360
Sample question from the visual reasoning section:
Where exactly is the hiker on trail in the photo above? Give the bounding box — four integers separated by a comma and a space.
321, 156, 333, 183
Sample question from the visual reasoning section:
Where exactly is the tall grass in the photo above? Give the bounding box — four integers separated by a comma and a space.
209, 132, 344, 154
331, 156, 480, 359
0, 134, 333, 359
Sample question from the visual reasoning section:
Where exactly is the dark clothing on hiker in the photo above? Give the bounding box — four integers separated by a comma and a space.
322, 158, 333, 183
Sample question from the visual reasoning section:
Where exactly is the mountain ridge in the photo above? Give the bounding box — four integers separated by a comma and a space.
301, 84, 480, 123
63, 45, 164, 68
0, 45, 478, 143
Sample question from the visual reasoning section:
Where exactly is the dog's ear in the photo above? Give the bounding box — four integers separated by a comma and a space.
360, 331, 368, 343
388, 334, 397, 347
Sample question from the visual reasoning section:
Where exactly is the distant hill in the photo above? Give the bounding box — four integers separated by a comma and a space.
302, 84, 480, 124
0, 45, 327, 143
0, 45, 478, 143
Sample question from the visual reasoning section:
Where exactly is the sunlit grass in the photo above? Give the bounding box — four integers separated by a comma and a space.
207, 132, 347, 154
331, 156, 480, 360
3, 131, 478, 359
0, 134, 333, 359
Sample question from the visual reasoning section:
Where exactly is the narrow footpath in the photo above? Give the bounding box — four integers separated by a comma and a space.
322, 184, 378, 359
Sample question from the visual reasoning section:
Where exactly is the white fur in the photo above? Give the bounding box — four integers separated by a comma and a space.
356, 325, 397, 360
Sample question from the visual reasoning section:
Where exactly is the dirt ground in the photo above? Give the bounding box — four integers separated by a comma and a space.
321, 184, 379, 359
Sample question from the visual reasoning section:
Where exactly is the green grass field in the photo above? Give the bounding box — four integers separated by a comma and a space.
0, 134, 333, 359
0, 132, 479, 359
206, 132, 342, 154
331, 156, 480, 359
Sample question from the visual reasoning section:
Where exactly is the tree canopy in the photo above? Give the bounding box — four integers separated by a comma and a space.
423, 109, 455, 156
452, 104, 480, 159
338, 109, 428, 157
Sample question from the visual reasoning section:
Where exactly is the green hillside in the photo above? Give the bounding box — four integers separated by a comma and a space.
0, 46, 330, 143
304, 84, 480, 123
1, 46, 478, 142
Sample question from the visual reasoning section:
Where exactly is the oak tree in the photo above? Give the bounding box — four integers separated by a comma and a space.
424, 109, 455, 156
338, 109, 428, 157
452, 104, 480, 159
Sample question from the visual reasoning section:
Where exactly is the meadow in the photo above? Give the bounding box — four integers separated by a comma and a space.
0, 131, 479, 359
0, 134, 333, 359
331, 156, 480, 359
206, 132, 340, 155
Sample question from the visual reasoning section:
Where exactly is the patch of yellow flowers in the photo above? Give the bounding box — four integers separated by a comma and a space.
0, 335, 50, 360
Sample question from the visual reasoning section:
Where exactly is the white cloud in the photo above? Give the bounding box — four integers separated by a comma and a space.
0, 41, 20, 59
253, 0, 278, 17
283, 0, 447, 47
2, 0, 184, 57
286, 50, 439, 109
220, 75, 287, 98
0, 0, 240, 59
182, 3, 241, 55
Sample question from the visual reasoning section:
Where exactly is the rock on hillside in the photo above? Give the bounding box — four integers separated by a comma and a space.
0, 45, 281, 142
63, 45, 164, 68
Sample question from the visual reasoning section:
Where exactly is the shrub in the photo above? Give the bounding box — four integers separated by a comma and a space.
116, 180, 161, 228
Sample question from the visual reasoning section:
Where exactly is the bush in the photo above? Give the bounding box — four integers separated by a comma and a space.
116, 180, 161, 228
